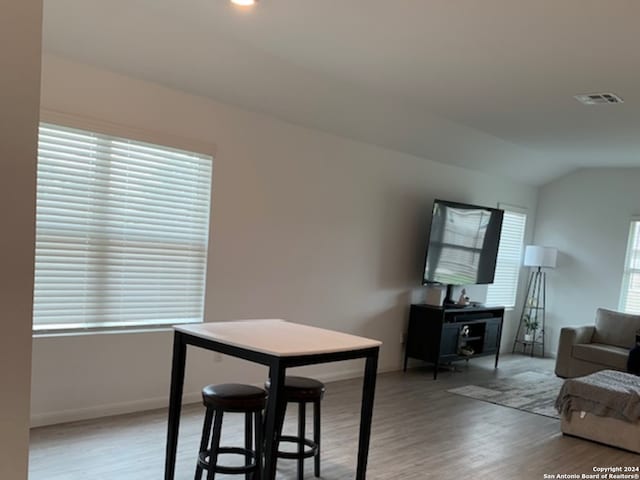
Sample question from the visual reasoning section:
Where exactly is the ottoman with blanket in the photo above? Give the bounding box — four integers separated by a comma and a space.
555, 369, 640, 453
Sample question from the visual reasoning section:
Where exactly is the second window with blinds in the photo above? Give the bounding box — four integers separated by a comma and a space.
33, 122, 214, 333
619, 219, 640, 314
486, 205, 527, 309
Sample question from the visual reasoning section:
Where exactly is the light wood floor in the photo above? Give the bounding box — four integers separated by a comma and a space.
29, 355, 638, 479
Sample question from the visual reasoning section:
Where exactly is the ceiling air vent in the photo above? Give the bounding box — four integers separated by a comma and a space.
574, 92, 624, 105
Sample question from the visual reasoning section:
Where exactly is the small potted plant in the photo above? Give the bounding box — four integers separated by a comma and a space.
523, 314, 539, 342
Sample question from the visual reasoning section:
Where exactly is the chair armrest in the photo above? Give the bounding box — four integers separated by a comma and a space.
554, 326, 595, 377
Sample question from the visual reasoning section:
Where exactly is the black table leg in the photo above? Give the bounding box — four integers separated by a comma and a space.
356, 348, 379, 480
263, 361, 286, 480
165, 331, 187, 480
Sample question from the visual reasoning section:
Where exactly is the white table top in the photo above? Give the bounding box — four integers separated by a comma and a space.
175, 319, 382, 357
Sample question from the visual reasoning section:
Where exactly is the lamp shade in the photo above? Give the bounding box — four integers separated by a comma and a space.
523, 245, 557, 268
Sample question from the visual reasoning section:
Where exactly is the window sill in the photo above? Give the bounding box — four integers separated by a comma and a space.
33, 324, 177, 338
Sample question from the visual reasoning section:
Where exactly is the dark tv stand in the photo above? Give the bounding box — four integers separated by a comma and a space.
403, 304, 504, 379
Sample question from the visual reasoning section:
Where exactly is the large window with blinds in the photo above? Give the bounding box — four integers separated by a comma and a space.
33, 122, 213, 332
619, 219, 640, 314
486, 206, 527, 308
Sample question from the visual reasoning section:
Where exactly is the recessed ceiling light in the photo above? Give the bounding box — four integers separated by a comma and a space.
231, 0, 258, 6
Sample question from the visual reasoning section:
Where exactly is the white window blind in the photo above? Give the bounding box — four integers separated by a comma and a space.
486, 207, 527, 308
33, 123, 213, 332
619, 220, 640, 314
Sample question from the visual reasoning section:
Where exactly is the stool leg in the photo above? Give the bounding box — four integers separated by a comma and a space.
245, 412, 253, 480
195, 407, 214, 480
207, 410, 224, 480
276, 402, 287, 450
297, 402, 306, 480
313, 400, 320, 478
254, 410, 263, 480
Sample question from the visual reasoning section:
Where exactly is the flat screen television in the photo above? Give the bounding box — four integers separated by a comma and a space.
422, 199, 504, 304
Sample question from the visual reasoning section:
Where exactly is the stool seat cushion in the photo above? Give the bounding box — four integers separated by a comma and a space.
265, 376, 325, 401
202, 383, 267, 411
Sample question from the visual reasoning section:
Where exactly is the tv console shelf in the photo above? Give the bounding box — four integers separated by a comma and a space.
403, 304, 504, 379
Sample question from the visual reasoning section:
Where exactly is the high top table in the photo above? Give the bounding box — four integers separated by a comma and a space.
164, 319, 382, 480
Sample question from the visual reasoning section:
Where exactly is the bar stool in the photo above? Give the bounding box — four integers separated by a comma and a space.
196, 383, 267, 480
266, 376, 325, 480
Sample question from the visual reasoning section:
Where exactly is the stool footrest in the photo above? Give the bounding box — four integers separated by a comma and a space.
277, 435, 318, 460
198, 446, 257, 474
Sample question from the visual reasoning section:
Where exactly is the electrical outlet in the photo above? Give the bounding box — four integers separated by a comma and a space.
213, 352, 223, 363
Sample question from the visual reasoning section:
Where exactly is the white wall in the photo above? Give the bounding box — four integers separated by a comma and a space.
32, 54, 538, 426
0, 0, 42, 477
534, 168, 640, 355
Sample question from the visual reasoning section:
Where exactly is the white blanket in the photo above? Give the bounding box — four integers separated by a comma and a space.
555, 369, 640, 423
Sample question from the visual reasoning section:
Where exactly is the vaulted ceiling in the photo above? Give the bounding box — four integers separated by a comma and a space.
42, 0, 640, 185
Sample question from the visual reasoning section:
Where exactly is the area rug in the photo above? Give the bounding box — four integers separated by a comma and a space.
447, 371, 564, 419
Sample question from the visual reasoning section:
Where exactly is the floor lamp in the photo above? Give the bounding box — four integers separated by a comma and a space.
513, 245, 557, 357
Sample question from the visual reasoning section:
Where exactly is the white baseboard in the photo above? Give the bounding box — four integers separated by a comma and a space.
30, 391, 202, 428
30, 364, 399, 428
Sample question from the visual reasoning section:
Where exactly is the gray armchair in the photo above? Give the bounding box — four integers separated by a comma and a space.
555, 308, 640, 378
